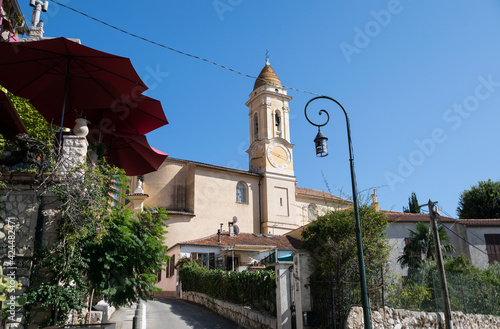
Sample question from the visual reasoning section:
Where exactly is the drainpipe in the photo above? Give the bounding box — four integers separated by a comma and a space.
258, 175, 262, 233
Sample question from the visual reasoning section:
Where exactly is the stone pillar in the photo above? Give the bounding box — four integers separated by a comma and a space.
57, 135, 88, 175
275, 261, 293, 329
127, 194, 149, 212
293, 251, 313, 329
126, 178, 149, 212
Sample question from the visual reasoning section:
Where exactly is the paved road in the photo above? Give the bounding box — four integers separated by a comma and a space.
146, 298, 242, 329
109, 303, 136, 329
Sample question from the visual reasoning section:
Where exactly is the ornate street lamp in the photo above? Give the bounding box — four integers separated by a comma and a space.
304, 95, 372, 329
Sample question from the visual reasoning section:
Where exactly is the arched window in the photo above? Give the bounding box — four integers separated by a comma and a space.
253, 112, 259, 141
308, 204, 317, 221
236, 182, 248, 204
274, 109, 282, 137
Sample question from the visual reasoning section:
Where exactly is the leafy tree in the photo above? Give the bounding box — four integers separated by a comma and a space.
83, 207, 169, 308
397, 222, 455, 268
26, 160, 169, 326
302, 205, 389, 277
403, 192, 421, 213
0, 88, 55, 148
457, 179, 500, 219
26, 163, 128, 325
301, 205, 389, 327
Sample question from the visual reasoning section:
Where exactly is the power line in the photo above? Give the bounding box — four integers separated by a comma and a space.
439, 206, 488, 247
439, 222, 489, 257
436, 206, 490, 257
50, 0, 323, 97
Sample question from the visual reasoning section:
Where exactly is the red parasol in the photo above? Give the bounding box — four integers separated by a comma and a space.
94, 129, 168, 176
32, 94, 168, 141
0, 37, 148, 139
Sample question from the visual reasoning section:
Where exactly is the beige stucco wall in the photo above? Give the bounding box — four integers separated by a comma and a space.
142, 160, 194, 212
142, 158, 261, 247
294, 194, 349, 228
260, 173, 297, 235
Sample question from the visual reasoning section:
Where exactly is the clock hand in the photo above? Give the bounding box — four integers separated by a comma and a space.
270, 151, 287, 160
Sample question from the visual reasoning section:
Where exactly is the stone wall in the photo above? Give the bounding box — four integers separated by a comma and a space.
0, 181, 39, 329
182, 291, 276, 329
345, 306, 500, 329
0, 176, 63, 329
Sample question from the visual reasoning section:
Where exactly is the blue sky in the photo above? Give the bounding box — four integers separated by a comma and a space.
18, 0, 500, 217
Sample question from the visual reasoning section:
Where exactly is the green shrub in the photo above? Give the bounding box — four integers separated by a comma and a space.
179, 263, 276, 315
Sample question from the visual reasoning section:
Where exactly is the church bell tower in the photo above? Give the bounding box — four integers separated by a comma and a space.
246, 58, 297, 235
246, 58, 294, 176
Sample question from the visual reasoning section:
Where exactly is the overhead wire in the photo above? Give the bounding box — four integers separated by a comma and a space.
49, 0, 323, 97
437, 206, 490, 257
46, 1, 494, 260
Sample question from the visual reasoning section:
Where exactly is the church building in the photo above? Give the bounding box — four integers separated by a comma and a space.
126, 59, 350, 293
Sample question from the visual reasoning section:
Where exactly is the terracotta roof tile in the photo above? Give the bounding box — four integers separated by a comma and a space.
384, 211, 456, 223
178, 232, 302, 250
253, 62, 282, 90
295, 187, 350, 204
458, 218, 500, 226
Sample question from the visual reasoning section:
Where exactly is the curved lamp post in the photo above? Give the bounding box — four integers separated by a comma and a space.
304, 96, 372, 329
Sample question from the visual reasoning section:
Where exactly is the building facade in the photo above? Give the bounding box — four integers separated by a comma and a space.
127, 60, 350, 293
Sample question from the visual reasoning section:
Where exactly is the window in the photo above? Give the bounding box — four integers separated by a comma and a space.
236, 182, 247, 204
253, 112, 259, 141
485, 234, 500, 264
225, 256, 239, 271
274, 109, 282, 137
191, 252, 215, 269
308, 204, 317, 221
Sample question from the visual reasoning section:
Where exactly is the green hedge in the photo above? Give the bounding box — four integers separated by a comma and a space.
179, 264, 276, 315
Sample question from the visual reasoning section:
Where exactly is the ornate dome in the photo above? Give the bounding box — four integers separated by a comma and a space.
253, 59, 282, 90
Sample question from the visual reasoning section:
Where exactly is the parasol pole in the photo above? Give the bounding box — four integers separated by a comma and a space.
106, 134, 113, 159
58, 58, 71, 145
98, 109, 103, 144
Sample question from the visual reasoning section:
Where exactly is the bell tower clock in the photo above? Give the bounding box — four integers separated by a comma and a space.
246, 58, 297, 236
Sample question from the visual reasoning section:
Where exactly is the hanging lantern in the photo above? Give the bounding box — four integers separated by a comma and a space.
314, 128, 328, 157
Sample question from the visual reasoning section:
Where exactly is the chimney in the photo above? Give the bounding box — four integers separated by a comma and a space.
371, 189, 380, 212
217, 229, 221, 243
30, 0, 49, 29
228, 221, 235, 237
29, 0, 49, 40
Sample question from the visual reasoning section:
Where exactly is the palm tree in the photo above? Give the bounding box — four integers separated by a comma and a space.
397, 222, 455, 268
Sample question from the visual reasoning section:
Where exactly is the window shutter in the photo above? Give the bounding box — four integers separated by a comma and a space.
485, 234, 500, 263
209, 253, 215, 269
170, 255, 176, 277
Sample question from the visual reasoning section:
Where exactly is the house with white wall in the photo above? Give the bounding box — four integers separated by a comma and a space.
157, 228, 301, 297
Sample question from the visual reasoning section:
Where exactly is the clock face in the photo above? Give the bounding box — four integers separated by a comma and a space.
250, 144, 264, 171
267, 143, 291, 169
